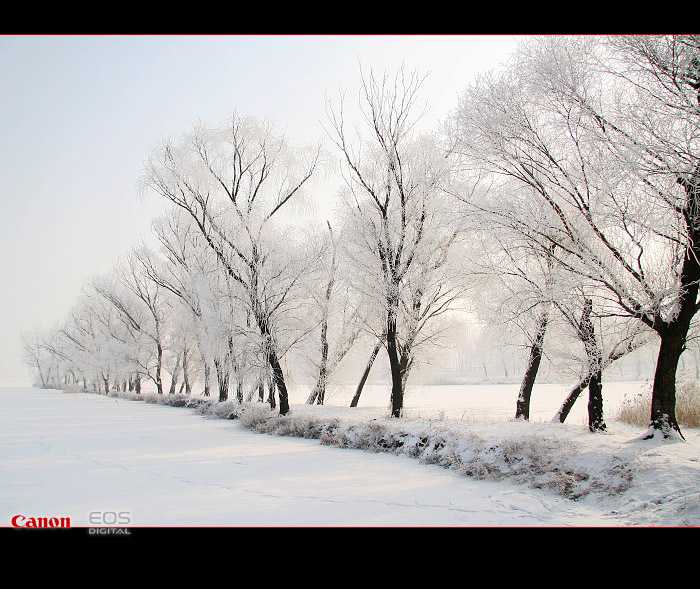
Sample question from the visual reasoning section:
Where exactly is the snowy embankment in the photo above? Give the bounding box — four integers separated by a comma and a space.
84, 382, 700, 525
2, 384, 699, 526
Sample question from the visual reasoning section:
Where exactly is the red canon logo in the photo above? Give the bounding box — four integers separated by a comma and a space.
11, 515, 71, 528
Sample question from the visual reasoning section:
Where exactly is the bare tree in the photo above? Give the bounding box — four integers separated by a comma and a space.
21, 328, 52, 388
142, 114, 321, 415
304, 222, 362, 405
447, 35, 700, 438
328, 68, 463, 417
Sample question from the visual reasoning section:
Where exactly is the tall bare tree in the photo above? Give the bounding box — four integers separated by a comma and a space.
142, 114, 321, 415
447, 35, 700, 438
328, 68, 463, 417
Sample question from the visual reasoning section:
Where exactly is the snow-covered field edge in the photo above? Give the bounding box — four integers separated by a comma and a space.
62, 385, 700, 523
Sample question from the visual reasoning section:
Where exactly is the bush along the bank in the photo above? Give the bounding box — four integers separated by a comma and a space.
66, 386, 635, 501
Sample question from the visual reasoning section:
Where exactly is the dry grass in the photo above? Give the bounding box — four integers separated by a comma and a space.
616, 381, 700, 428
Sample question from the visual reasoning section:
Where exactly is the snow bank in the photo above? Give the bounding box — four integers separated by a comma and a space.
93, 388, 655, 503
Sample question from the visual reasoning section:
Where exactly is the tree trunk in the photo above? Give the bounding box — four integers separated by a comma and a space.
645, 167, 700, 438
579, 299, 606, 432
309, 237, 335, 406
306, 381, 322, 405
587, 369, 605, 432
555, 328, 643, 428
268, 349, 288, 414
267, 378, 277, 410
168, 353, 182, 396
386, 310, 404, 418
155, 341, 164, 395
203, 362, 211, 397
648, 332, 685, 438
182, 346, 192, 395
214, 357, 229, 402
255, 308, 290, 415
307, 316, 330, 405
515, 312, 548, 420
229, 337, 244, 403
350, 338, 383, 408
553, 376, 590, 424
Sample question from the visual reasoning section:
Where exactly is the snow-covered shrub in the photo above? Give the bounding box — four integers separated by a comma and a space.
107, 389, 141, 401
238, 403, 276, 429
140, 392, 162, 404
268, 414, 335, 439
200, 400, 243, 420
617, 381, 700, 428
62, 384, 83, 394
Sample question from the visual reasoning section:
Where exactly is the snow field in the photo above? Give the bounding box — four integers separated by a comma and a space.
3, 381, 699, 527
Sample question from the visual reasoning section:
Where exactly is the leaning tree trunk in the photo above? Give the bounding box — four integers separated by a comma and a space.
350, 337, 384, 408
267, 349, 288, 414
555, 328, 644, 427
515, 312, 548, 421
553, 376, 591, 424
254, 308, 290, 415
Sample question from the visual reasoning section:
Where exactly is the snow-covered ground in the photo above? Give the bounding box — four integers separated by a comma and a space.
1, 382, 699, 527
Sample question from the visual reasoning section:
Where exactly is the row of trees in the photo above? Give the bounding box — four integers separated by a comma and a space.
23, 36, 700, 439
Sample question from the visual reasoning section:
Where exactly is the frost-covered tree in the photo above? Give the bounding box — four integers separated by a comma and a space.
93, 247, 173, 395
550, 291, 654, 431
447, 35, 700, 438
463, 218, 562, 421
142, 114, 321, 414
303, 222, 362, 405
328, 68, 463, 417
21, 327, 55, 388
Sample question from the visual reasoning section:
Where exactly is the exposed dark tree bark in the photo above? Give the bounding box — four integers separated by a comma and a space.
350, 336, 384, 408
514, 312, 548, 421
578, 299, 606, 431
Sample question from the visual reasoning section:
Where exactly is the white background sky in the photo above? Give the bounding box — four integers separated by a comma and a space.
0, 34, 521, 386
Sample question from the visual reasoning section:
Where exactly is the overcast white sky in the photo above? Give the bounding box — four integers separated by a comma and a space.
0, 34, 521, 386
